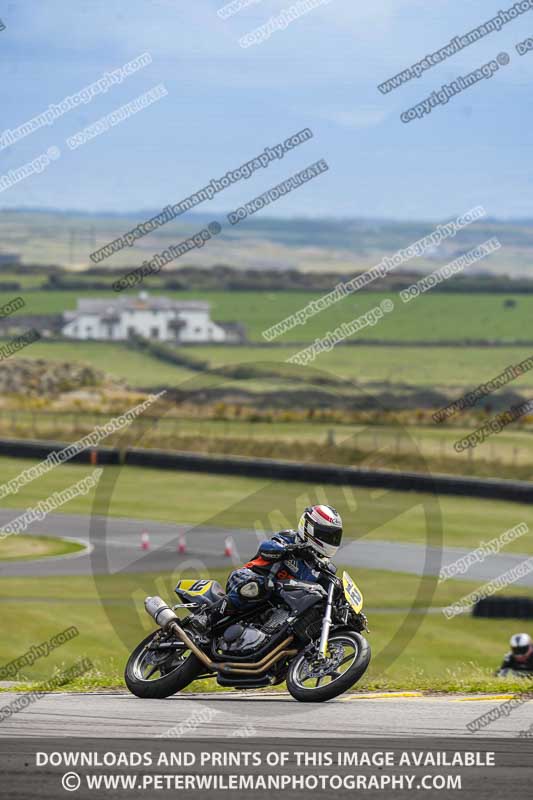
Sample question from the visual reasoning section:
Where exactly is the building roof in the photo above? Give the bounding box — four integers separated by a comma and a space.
67, 292, 210, 317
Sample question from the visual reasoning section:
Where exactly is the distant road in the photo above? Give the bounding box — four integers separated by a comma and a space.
1, 510, 532, 586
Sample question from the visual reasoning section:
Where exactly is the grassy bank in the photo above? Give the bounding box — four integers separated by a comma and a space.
6, 338, 533, 392
0, 535, 84, 561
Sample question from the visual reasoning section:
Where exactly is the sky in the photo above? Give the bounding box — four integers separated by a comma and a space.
0, 0, 532, 220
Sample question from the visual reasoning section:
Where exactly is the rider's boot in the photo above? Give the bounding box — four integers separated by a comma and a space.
208, 597, 235, 629
190, 597, 235, 634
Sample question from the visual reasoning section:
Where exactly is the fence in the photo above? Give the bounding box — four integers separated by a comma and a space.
0, 409, 531, 468
1, 435, 533, 505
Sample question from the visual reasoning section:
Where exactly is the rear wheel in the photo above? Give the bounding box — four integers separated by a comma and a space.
125, 630, 204, 699
286, 630, 370, 703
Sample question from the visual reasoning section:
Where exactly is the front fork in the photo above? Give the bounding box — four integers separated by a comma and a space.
318, 580, 336, 658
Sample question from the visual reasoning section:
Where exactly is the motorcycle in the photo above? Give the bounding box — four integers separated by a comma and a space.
497, 668, 533, 679
125, 550, 371, 703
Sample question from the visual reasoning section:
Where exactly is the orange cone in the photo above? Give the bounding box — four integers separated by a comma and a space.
224, 536, 234, 558
141, 531, 150, 551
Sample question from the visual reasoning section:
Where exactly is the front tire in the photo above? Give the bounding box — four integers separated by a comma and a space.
286, 630, 370, 703
125, 630, 203, 699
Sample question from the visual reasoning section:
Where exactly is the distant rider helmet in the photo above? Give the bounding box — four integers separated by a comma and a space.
510, 632, 533, 663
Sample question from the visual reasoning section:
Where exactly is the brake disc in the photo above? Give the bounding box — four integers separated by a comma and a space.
301, 642, 344, 679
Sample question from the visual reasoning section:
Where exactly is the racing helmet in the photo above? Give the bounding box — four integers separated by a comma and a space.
298, 504, 343, 558
510, 632, 533, 662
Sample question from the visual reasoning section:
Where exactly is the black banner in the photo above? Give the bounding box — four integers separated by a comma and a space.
1, 737, 531, 799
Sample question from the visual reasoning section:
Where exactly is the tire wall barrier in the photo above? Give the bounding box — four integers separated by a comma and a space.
125, 447, 533, 504
0, 438, 120, 465
473, 596, 533, 619
1, 437, 533, 504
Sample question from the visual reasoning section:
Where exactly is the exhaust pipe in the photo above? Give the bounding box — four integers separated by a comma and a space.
144, 596, 179, 629
143, 596, 295, 676
144, 595, 215, 670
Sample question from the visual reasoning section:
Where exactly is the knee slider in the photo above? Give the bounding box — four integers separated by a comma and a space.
239, 581, 261, 599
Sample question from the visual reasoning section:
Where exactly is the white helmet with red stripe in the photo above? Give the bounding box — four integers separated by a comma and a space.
298, 504, 343, 558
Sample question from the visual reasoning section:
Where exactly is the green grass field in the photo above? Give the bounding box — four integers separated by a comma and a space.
5, 338, 533, 403
193, 344, 533, 389
0, 535, 84, 560
2, 289, 533, 343
1, 340, 196, 386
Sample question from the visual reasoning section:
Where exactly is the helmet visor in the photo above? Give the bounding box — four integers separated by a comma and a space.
310, 522, 342, 548
512, 645, 530, 656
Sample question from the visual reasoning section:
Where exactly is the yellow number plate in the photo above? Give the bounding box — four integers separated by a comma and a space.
342, 571, 364, 613
175, 579, 213, 596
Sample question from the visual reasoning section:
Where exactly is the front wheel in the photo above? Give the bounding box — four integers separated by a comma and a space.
286, 630, 370, 703
125, 629, 204, 699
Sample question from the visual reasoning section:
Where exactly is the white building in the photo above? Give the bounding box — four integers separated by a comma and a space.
61, 292, 244, 343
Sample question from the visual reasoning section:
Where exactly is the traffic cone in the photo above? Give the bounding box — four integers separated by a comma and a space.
141, 531, 150, 551
224, 536, 234, 558
178, 533, 187, 554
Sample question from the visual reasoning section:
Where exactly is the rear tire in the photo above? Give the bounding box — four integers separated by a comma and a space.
286, 630, 370, 703
125, 630, 204, 699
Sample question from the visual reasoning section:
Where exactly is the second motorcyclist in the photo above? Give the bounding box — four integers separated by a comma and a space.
497, 633, 533, 677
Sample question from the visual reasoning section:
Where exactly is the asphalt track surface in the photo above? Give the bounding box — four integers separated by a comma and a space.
1, 511, 532, 587
1, 690, 532, 738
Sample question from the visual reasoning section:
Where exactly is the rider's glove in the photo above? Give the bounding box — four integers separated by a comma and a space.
283, 543, 309, 555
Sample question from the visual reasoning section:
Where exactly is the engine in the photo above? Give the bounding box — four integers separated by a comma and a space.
216, 623, 267, 655
261, 606, 290, 633
215, 607, 291, 656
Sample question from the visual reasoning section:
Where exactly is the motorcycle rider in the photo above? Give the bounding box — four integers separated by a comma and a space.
202, 504, 343, 629
497, 633, 533, 677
